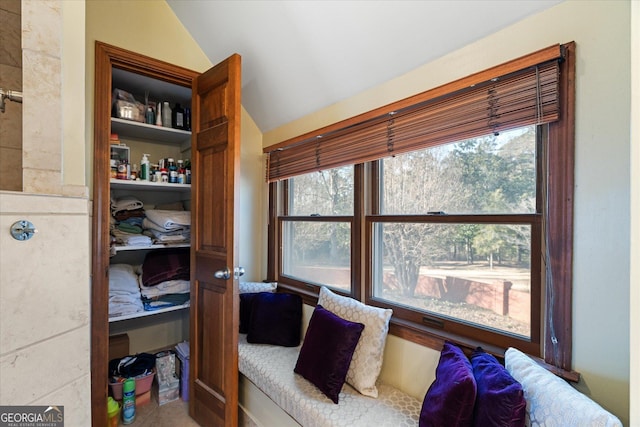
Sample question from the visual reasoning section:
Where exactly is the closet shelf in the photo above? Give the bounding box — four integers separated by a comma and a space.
112, 243, 190, 253
111, 117, 191, 144
108, 302, 190, 323
110, 179, 191, 193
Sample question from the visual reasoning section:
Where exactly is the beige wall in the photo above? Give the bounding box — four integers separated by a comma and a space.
630, 1, 639, 425
0, 1, 90, 425
265, 1, 632, 424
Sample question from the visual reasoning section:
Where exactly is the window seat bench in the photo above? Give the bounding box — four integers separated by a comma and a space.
238, 334, 422, 427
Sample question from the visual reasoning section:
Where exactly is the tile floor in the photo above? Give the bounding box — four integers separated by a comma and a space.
110, 398, 257, 426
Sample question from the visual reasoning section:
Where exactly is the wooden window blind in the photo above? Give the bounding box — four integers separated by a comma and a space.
265, 45, 563, 182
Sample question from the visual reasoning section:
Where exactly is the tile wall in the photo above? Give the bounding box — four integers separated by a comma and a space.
0, 1, 91, 425
0, 0, 22, 191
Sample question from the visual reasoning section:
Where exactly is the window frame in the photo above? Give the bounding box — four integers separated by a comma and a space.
267, 42, 575, 370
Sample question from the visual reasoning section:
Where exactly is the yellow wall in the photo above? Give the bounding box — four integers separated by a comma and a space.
265, 1, 631, 424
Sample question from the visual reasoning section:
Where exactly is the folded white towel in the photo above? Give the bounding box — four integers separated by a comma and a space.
109, 264, 141, 294
145, 209, 191, 230
110, 195, 144, 213
111, 229, 153, 247
140, 279, 191, 298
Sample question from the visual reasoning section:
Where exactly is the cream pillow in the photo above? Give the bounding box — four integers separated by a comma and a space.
504, 347, 622, 427
317, 286, 392, 398
239, 281, 277, 294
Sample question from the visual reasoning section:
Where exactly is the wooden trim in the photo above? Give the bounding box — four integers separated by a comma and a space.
91, 41, 198, 427
264, 44, 561, 153
544, 42, 576, 370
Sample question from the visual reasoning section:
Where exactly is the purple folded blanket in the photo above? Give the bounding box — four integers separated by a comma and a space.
141, 247, 190, 287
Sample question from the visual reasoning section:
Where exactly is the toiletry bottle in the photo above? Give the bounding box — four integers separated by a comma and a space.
155, 102, 163, 126
184, 107, 191, 131
167, 158, 178, 184
130, 164, 138, 181
145, 106, 154, 124
173, 103, 185, 130
162, 101, 172, 128
140, 154, 150, 181
184, 159, 191, 184
122, 377, 136, 424
177, 159, 185, 184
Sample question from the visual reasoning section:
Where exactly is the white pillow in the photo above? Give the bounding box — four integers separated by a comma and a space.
239, 281, 277, 294
317, 286, 392, 398
504, 347, 622, 427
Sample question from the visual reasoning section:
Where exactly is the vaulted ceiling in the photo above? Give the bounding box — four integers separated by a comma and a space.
167, 0, 563, 133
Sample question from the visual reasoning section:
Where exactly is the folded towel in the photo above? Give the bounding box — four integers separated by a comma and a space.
111, 196, 144, 214
117, 222, 143, 234
145, 209, 191, 230
144, 229, 190, 243
109, 264, 141, 294
141, 247, 190, 287
140, 279, 190, 298
112, 229, 153, 247
142, 293, 190, 311
113, 208, 146, 222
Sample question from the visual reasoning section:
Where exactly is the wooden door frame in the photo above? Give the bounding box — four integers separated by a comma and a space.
91, 41, 199, 427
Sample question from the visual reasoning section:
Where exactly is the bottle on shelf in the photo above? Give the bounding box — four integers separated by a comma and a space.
177, 159, 185, 184
130, 164, 138, 181
140, 154, 150, 181
155, 102, 163, 126
167, 158, 178, 184
184, 159, 191, 184
145, 106, 154, 124
162, 101, 172, 128
172, 103, 185, 130
160, 167, 168, 183
184, 107, 191, 131
117, 161, 127, 180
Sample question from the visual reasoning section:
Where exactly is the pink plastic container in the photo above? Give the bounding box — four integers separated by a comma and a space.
109, 371, 155, 400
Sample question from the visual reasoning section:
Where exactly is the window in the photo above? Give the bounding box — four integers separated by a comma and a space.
368, 126, 541, 352
266, 43, 575, 369
280, 166, 354, 292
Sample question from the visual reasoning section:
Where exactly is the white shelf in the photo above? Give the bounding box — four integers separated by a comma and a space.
111, 117, 191, 145
110, 178, 191, 193
112, 243, 190, 253
109, 302, 190, 323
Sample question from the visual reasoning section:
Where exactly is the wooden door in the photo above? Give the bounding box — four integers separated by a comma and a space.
189, 54, 242, 426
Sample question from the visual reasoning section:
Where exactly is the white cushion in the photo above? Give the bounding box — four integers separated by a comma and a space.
318, 286, 392, 398
239, 281, 277, 294
239, 335, 421, 427
504, 347, 622, 427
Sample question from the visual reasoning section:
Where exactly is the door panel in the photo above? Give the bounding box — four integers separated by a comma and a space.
190, 54, 241, 427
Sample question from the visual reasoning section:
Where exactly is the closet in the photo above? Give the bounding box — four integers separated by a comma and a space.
92, 42, 241, 427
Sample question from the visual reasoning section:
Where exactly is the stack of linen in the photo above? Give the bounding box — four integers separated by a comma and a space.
143, 209, 191, 244
139, 248, 190, 311
109, 263, 144, 318
110, 195, 152, 247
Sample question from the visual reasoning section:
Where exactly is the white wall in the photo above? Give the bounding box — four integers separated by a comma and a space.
264, 1, 631, 424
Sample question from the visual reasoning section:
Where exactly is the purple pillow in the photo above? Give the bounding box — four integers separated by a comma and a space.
471, 348, 526, 427
294, 305, 364, 404
239, 292, 261, 334
246, 292, 303, 347
419, 341, 477, 427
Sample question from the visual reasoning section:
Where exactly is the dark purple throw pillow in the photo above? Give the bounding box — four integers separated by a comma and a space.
246, 292, 303, 347
471, 348, 526, 427
294, 304, 365, 404
239, 292, 261, 334
419, 341, 477, 427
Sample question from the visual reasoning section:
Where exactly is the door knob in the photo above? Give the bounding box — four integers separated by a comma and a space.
214, 268, 231, 280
